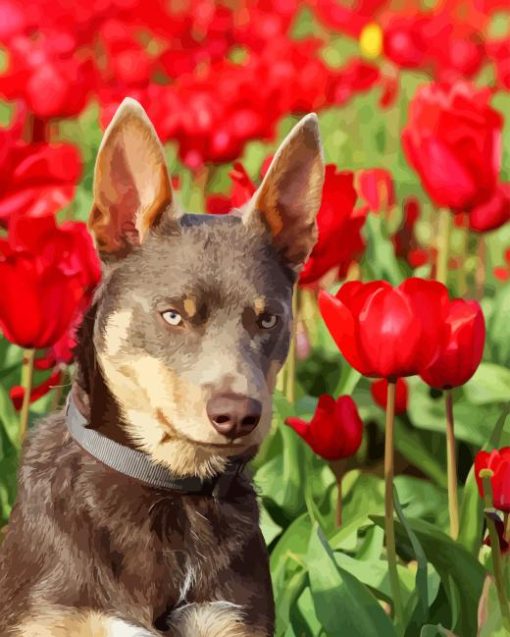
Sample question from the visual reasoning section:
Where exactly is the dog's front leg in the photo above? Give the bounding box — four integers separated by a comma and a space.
166, 530, 274, 637
166, 601, 268, 637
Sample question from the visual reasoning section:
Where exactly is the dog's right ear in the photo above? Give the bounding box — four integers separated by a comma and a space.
89, 98, 176, 259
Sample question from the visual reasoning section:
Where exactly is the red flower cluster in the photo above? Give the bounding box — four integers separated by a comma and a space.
285, 394, 363, 461
0, 110, 81, 226
0, 213, 100, 349
319, 278, 485, 387
403, 82, 503, 214
0, 0, 385, 168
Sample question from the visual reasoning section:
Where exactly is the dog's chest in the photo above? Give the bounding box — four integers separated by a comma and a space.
110, 493, 256, 615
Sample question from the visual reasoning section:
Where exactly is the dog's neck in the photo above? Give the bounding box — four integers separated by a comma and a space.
73, 302, 133, 447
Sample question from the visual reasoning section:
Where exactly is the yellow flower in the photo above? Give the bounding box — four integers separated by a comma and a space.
359, 22, 383, 60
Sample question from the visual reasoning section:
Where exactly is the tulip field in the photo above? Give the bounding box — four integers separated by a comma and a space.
2, 1, 510, 636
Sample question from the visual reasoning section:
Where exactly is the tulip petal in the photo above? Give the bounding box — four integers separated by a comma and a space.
318, 290, 372, 376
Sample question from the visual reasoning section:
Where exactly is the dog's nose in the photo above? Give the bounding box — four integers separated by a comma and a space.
206, 393, 262, 438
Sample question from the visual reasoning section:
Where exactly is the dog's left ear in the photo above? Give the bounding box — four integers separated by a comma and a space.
89, 97, 176, 259
244, 114, 324, 270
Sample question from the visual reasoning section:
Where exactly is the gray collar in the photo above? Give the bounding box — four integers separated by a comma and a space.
65, 395, 247, 498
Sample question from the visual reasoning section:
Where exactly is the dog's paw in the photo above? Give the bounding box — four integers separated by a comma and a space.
107, 617, 158, 637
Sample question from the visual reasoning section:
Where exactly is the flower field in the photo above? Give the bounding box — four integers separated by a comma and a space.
1, 1, 510, 635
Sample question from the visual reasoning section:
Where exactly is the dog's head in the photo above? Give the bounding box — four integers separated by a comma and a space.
87, 98, 324, 478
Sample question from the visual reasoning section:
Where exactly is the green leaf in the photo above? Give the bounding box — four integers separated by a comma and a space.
255, 399, 310, 523
486, 283, 510, 368
464, 363, 510, 405
270, 513, 312, 588
0, 450, 19, 525
274, 568, 308, 637
420, 625, 457, 637
292, 585, 324, 637
393, 420, 447, 489
364, 214, 405, 285
393, 476, 448, 527
333, 364, 361, 396
0, 381, 20, 449
307, 524, 397, 637
477, 575, 510, 637
259, 505, 283, 546
393, 487, 429, 630
407, 379, 503, 447
334, 551, 415, 606
372, 516, 486, 636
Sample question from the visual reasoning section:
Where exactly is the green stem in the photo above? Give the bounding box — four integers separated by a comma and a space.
384, 380, 404, 627
481, 471, 510, 631
436, 209, 451, 286
457, 213, 469, 297
445, 389, 459, 539
476, 236, 486, 301
330, 459, 347, 527
19, 349, 35, 442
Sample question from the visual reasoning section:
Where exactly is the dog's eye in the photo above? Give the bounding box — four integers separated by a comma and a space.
257, 313, 279, 330
161, 310, 183, 327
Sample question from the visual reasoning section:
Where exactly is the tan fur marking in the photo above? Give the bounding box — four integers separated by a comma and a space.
14, 609, 158, 637
15, 609, 110, 637
183, 297, 197, 318
170, 602, 267, 637
105, 310, 133, 357
254, 296, 265, 315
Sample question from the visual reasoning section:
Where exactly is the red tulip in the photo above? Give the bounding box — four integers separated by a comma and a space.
300, 166, 365, 286
383, 16, 429, 69
469, 183, 510, 233
371, 378, 408, 415
319, 278, 449, 379
285, 394, 363, 461
420, 299, 485, 389
475, 448, 510, 512
402, 82, 503, 212
0, 213, 100, 349
0, 110, 81, 226
358, 168, 395, 213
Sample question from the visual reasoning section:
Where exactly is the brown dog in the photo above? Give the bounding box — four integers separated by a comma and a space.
0, 99, 324, 636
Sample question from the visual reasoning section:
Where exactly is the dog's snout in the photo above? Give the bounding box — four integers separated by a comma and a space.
206, 393, 262, 438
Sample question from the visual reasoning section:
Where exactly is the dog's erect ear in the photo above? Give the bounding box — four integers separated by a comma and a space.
244, 114, 324, 270
89, 98, 175, 258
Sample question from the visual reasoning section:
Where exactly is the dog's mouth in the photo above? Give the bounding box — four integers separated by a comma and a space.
155, 409, 255, 451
